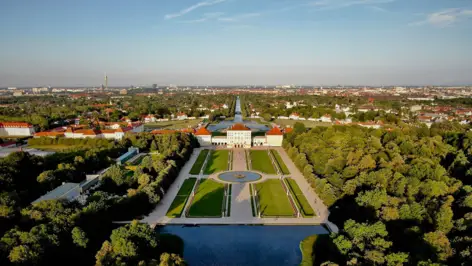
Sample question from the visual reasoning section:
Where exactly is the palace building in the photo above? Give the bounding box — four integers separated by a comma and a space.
195, 123, 287, 148
0, 122, 35, 136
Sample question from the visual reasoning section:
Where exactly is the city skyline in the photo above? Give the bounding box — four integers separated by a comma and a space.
1, 0, 472, 86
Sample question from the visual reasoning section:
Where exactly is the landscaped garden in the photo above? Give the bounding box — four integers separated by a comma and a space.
187, 179, 225, 217
189, 149, 209, 175
271, 150, 290, 175
204, 150, 229, 174
166, 178, 197, 217
254, 179, 294, 217
285, 178, 315, 217
250, 150, 277, 174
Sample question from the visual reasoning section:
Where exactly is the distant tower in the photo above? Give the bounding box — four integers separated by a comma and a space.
104, 73, 108, 90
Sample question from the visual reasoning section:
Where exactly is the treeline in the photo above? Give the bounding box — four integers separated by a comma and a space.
284, 123, 471, 265
28, 137, 115, 148
0, 133, 195, 265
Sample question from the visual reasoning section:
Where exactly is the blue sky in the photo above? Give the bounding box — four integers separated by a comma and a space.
1, 0, 471, 86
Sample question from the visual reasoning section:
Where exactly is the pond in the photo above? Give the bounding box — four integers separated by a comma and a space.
160, 225, 329, 266
218, 171, 262, 183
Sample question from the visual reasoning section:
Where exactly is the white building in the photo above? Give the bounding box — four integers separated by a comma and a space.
176, 113, 188, 120
226, 123, 252, 148
0, 122, 35, 136
320, 114, 332, 123
195, 127, 212, 146
144, 114, 157, 123
289, 113, 301, 120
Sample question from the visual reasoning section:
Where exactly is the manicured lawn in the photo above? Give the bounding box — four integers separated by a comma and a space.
250, 150, 276, 174
274, 119, 332, 128
255, 179, 294, 217
204, 150, 229, 174
188, 179, 225, 217
166, 178, 197, 217
271, 150, 290, 175
189, 149, 209, 175
144, 119, 203, 130
286, 178, 315, 217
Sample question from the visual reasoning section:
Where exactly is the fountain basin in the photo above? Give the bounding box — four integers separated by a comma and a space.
218, 171, 262, 183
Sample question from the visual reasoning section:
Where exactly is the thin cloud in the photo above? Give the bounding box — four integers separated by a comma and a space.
310, 0, 394, 10
165, 0, 227, 20
180, 12, 225, 23
409, 8, 472, 27
218, 13, 261, 22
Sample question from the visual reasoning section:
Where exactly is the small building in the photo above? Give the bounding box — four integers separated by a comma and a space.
176, 113, 188, 120
194, 127, 212, 146
144, 114, 157, 123
320, 114, 332, 123
289, 113, 301, 120
265, 127, 284, 146
32, 175, 100, 204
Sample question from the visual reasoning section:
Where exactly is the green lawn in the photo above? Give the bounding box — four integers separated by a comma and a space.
255, 179, 294, 217
204, 150, 229, 174
250, 150, 276, 174
166, 178, 197, 217
189, 149, 209, 175
188, 179, 225, 217
286, 178, 315, 217
271, 150, 290, 175
144, 119, 203, 130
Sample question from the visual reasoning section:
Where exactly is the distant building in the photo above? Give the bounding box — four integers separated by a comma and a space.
320, 114, 332, 123
13, 91, 23, 97
144, 114, 157, 123
35, 122, 143, 140
289, 113, 301, 120
120, 89, 128, 95
176, 113, 188, 120
0, 122, 35, 136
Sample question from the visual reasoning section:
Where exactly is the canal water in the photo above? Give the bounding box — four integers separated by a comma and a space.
160, 225, 328, 266
207, 96, 270, 132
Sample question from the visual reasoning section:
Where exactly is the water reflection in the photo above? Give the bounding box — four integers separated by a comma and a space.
160, 225, 328, 266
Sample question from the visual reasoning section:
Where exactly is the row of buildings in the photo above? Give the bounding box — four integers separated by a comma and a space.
33, 122, 144, 140
194, 123, 289, 148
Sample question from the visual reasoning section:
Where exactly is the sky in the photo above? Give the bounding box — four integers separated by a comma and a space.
1, 0, 472, 87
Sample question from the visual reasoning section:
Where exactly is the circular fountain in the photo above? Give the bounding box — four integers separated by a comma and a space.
218, 171, 262, 183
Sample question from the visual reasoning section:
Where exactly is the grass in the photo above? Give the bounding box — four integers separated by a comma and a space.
166, 178, 197, 217
300, 235, 318, 266
255, 179, 294, 217
204, 150, 229, 174
188, 179, 225, 217
250, 150, 276, 174
189, 149, 209, 175
249, 184, 256, 217
285, 178, 315, 217
144, 119, 203, 130
271, 150, 290, 175
274, 119, 332, 129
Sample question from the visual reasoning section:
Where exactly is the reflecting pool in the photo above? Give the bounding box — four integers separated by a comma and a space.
160, 225, 328, 266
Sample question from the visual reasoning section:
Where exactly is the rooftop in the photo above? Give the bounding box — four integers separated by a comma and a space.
229, 123, 250, 131
32, 182, 79, 204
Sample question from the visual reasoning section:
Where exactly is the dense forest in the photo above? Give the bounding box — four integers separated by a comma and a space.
284, 122, 471, 265
0, 133, 196, 265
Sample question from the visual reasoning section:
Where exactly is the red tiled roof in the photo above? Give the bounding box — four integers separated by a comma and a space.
0, 122, 33, 128
229, 123, 250, 131
195, 127, 211, 135
34, 132, 64, 137
284, 127, 293, 134
0, 141, 16, 147
290, 113, 300, 116
266, 127, 283, 135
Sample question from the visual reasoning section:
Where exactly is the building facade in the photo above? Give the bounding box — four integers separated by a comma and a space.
0, 122, 35, 136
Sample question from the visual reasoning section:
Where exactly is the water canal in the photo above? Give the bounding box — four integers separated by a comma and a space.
160, 225, 328, 266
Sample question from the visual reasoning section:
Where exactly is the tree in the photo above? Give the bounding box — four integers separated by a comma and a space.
293, 122, 306, 134
423, 231, 453, 261
150, 140, 159, 152
72, 227, 88, 248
